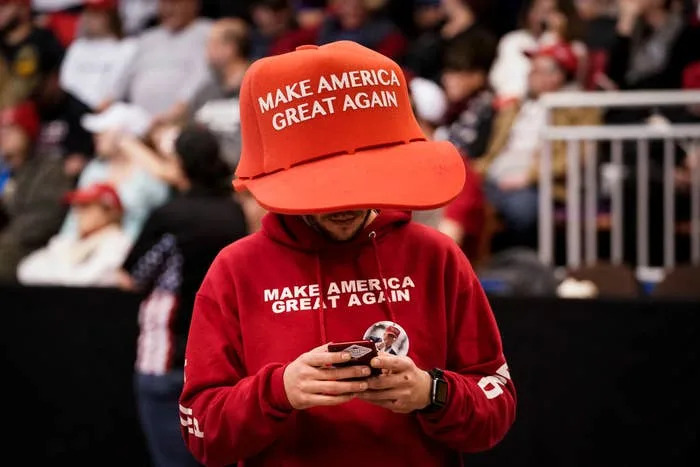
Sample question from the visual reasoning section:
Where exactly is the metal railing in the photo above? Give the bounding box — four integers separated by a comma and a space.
539, 90, 700, 269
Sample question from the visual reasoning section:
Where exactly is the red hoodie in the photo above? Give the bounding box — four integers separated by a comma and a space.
180, 211, 516, 466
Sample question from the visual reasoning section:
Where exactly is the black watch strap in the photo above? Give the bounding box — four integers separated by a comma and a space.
421, 368, 448, 413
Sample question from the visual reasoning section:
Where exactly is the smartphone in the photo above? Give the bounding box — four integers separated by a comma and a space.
328, 340, 381, 378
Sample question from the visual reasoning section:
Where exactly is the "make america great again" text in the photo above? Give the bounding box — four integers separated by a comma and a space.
257, 68, 401, 131
263, 276, 415, 313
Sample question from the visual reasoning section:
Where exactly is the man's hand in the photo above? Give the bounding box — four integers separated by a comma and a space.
283, 344, 370, 410
356, 355, 432, 414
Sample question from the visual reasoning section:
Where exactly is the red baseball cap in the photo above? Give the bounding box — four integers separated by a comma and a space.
385, 325, 400, 338
233, 41, 465, 214
84, 0, 118, 10
0, 101, 40, 141
64, 183, 124, 213
525, 42, 579, 76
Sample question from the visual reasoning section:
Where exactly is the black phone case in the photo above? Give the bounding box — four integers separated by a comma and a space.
328, 340, 382, 377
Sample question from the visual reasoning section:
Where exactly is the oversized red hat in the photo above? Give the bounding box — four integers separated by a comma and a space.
233, 41, 465, 214
0, 101, 40, 141
525, 42, 579, 76
64, 183, 124, 213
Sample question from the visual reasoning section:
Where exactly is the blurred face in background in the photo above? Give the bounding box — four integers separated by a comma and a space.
441, 69, 486, 103
82, 9, 114, 38
159, 0, 198, 31
527, 0, 557, 35
0, 1, 25, 34
94, 130, 122, 160
0, 125, 30, 169
75, 202, 119, 237
414, 2, 445, 31
335, 0, 368, 30
528, 55, 566, 97
251, 4, 290, 36
206, 25, 241, 72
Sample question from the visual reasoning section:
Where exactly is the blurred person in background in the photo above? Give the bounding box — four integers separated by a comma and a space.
60, 0, 136, 112
60, 103, 170, 240
248, 0, 317, 60
0, 101, 70, 282
489, 0, 586, 100
402, 0, 495, 82
435, 33, 496, 159
189, 18, 251, 169
316, 0, 407, 59
477, 42, 600, 246
438, 161, 486, 262
409, 76, 449, 228
606, 0, 684, 90
17, 182, 131, 286
118, 125, 247, 467
57, 0, 136, 177
401, 0, 445, 81
0, 0, 64, 109
574, 0, 617, 89
105, 0, 211, 123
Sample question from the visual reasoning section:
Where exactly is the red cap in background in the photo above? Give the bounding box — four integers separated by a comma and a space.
0, 101, 40, 141
525, 42, 579, 76
84, 0, 118, 10
385, 325, 401, 338
64, 183, 124, 213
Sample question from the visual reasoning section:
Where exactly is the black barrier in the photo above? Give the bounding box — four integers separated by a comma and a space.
0, 287, 697, 466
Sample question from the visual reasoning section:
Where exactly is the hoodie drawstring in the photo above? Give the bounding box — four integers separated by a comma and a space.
315, 255, 328, 345
369, 231, 398, 325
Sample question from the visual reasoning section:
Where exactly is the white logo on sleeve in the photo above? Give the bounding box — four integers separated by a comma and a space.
179, 404, 204, 439
477, 363, 511, 400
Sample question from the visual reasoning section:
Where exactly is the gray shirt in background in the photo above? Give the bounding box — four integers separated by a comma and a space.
114, 19, 212, 116
190, 76, 242, 170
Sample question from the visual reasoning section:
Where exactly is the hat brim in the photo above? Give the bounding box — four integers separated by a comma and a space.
238, 140, 466, 214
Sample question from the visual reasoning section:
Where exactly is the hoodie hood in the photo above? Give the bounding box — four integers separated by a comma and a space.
261, 210, 412, 253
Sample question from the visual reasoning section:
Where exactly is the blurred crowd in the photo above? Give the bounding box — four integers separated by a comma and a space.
1, 0, 700, 289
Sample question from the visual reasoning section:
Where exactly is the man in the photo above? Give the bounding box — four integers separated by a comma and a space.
180, 41, 515, 466
17, 182, 131, 286
377, 325, 400, 355
189, 18, 251, 169
106, 0, 211, 120
0, 0, 64, 109
475, 41, 600, 244
0, 101, 71, 282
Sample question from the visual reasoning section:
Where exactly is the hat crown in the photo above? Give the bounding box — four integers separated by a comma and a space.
236, 41, 425, 183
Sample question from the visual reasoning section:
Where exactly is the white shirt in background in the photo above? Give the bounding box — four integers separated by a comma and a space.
32, 0, 84, 12
114, 19, 212, 115
487, 100, 547, 182
18, 225, 132, 287
60, 37, 138, 109
119, 0, 159, 36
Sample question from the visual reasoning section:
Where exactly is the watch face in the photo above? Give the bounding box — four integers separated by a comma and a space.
434, 379, 448, 405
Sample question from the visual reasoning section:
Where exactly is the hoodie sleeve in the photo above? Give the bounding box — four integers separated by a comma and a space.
417, 245, 516, 453
179, 255, 294, 467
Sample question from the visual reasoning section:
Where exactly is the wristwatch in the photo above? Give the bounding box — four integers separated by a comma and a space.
421, 368, 448, 413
